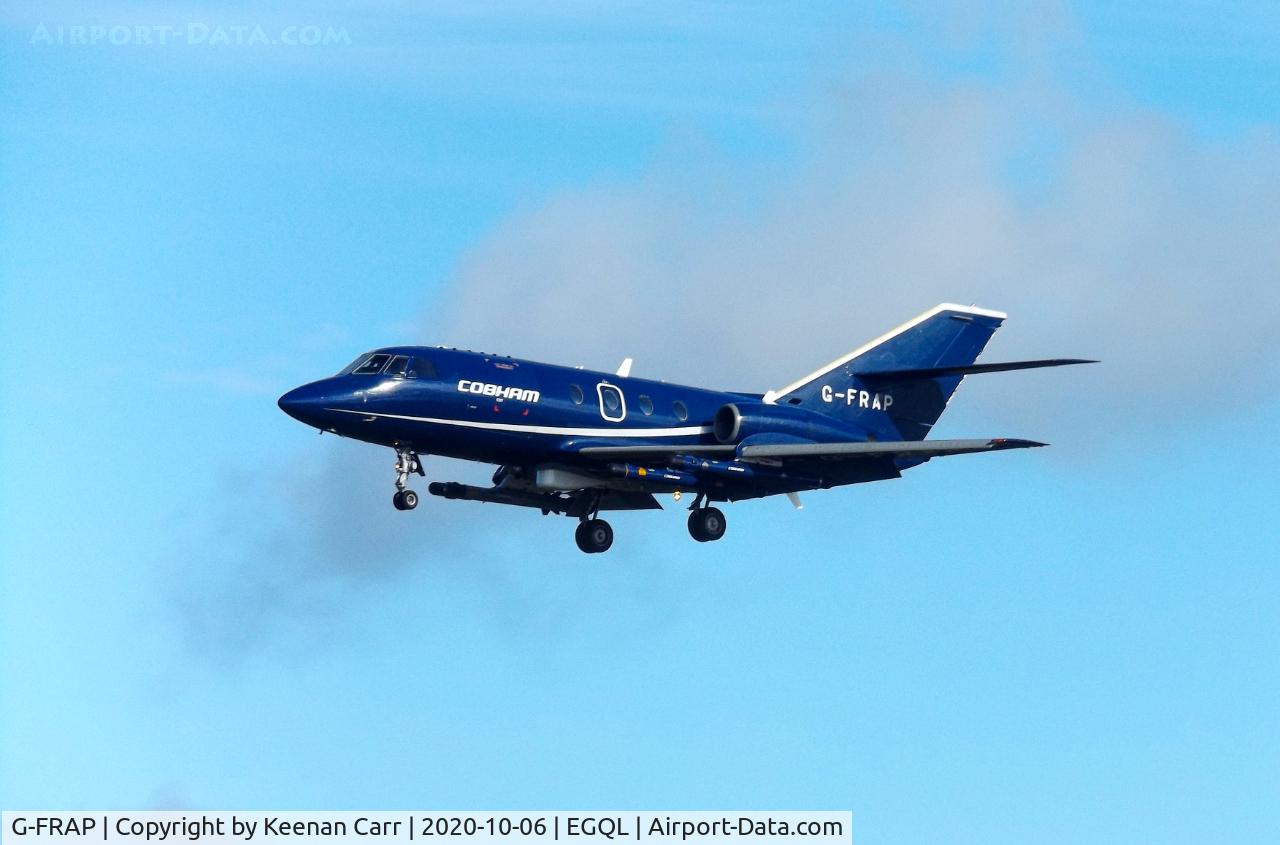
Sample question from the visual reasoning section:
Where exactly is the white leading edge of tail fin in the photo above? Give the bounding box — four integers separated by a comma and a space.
762, 303, 1007, 403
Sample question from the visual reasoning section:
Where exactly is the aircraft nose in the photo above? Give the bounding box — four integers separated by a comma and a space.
277, 382, 329, 424
278, 387, 301, 417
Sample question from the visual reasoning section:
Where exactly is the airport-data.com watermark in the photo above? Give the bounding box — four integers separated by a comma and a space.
29, 22, 351, 47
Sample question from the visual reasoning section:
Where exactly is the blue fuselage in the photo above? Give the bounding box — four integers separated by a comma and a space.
278, 346, 760, 469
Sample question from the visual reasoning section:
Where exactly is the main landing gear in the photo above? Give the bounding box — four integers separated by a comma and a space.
571, 491, 613, 554
686, 495, 727, 543
568, 493, 727, 552
574, 518, 614, 554
391, 447, 424, 511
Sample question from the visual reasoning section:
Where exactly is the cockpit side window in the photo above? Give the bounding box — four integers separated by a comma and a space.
352, 353, 392, 375
387, 355, 410, 378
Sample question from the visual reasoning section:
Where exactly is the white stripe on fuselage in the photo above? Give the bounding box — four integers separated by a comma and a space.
325, 407, 711, 438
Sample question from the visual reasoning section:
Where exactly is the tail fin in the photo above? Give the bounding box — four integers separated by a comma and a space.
763, 303, 1006, 441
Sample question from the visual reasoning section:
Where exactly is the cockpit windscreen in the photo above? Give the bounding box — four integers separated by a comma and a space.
338, 352, 438, 378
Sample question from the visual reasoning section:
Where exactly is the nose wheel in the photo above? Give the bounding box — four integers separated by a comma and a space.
392, 447, 424, 511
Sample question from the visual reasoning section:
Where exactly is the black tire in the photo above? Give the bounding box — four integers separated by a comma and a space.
688, 507, 726, 542
393, 490, 407, 510
400, 489, 419, 510
687, 509, 707, 541
575, 518, 613, 553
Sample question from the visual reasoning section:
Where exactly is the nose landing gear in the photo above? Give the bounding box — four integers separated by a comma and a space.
392, 447, 425, 511
393, 489, 419, 510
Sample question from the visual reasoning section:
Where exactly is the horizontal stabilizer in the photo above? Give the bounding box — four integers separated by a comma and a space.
738, 438, 1046, 461
858, 358, 1097, 381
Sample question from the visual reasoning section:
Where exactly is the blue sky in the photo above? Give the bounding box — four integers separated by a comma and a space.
2, 2, 1278, 842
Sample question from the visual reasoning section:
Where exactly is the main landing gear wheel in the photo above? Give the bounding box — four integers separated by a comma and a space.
575, 518, 614, 554
688, 507, 727, 542
393, 489, 419, 511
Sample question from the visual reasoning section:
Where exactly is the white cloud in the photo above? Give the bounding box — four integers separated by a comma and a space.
430, 74, 1280, 436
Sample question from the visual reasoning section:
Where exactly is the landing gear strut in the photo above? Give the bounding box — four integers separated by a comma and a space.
392, 447, 424, 511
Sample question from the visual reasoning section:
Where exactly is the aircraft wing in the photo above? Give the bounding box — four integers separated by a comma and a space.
576, 438, 1044, 462
735, 437, 1046, 461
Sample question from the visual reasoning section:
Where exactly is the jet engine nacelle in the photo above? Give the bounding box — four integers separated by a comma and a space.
713, 402, 863, 445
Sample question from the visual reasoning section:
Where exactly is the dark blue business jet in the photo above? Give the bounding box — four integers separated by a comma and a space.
279, 304, 1092, 553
